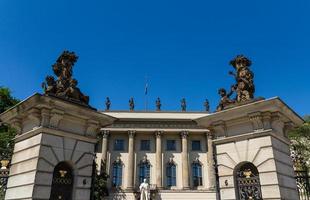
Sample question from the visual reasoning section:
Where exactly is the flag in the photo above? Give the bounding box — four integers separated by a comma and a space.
144, 83, 148, 95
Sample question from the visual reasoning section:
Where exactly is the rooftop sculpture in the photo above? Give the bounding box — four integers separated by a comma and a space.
105, 97, 111, 111
217, 55, 260, 111
181, 98, 186, 111
156, 97, 161, 111
129, 97, 135, 111
42, 51, 89, 106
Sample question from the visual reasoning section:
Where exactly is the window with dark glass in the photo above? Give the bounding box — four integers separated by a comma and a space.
166, 163, 176, 187
192, 140, 201, 151
192, 162, 203, 187
114, 139, 124, 151
139, 162, 150, 184
166, 140, 176, 151
112, 162, 122, 187
140, 140, 150, 151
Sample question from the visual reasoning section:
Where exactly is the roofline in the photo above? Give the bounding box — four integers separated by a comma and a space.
100, 110, 210, 114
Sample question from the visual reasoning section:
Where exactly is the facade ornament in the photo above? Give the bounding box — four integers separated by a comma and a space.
155, 130, 163, 138
129, 97, 135, 111
41, 51, 89, 105
181, 98, 186, 111
155, 97, 161, 111
114, 156, 122, 164
10, 118, 22, 135
85, 119, 100, 136
49, 109, 64, 129
193, 157, 201, 164
28, 108, 41, 127
180, 131, 189, 139
105, 97, 111, 111
142, 155, 148, 163
168, 157, 174, 164
204, 99, 210, 112
101, 130, 110, 138
128, 130, 136, 138
248, 112, 264, 132
40, 108, 51, 127
206, 130, 214, 139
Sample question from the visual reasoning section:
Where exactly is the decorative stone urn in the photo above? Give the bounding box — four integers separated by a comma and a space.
1, 159, 9, 170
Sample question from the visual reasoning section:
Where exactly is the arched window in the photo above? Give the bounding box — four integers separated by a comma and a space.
139, 156, 150, 184
192, 160, 203, 187
166, 161, 176, 187
50, 162, 74, 200
234, 162, 262, 200
112, 158, 123, 187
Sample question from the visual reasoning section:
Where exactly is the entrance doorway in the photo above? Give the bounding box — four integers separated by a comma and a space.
50, 162, 74, 200
234, 162, 262, 200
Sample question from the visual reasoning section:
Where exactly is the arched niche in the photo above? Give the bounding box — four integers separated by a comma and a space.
50, 161, 74, 200
234, 162, 262, 200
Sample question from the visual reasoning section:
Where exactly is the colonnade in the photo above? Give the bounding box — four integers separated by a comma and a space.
100, 130, 216, 189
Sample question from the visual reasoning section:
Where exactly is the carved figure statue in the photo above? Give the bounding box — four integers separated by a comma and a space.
204, 99, 210, 112
229, 55, 255, 102
42, 51, 89, 105
216, 88, 235, 111
139, 178, 150, 200
41, 76, 56, 95
156, 97, 161, 111
129, 97, 134, 111
181, 98, 186, 111
105, 97, 111, 111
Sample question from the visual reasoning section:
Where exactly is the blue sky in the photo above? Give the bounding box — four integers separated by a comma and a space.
0, 0, 309, 116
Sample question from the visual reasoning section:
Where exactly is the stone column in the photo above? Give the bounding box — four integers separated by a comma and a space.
127, 130, 136, 189
155, 131, 163, 188
206, 130, 216, 189
101, 130, 110, 166
180, 131, 190, 189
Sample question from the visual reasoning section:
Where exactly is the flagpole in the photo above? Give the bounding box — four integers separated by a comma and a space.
145, 75, 148, 111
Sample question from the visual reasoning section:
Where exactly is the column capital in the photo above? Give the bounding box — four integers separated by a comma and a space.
180, 130, 189, 139
155, 130, 163, 138
128, 130, 136, 138
100, 130, 110, 138
206, 130, 214, 139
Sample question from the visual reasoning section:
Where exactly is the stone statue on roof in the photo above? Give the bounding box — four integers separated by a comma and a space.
129, 97, 135, 111
42, 50, 89, 105
181, 98, 186, 111
156, 97, 161, 111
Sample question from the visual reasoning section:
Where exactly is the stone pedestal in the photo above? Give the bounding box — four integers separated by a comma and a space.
0, 94, 114, 200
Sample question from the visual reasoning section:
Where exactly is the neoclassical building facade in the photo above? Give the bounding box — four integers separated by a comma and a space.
0, 52, 304, 200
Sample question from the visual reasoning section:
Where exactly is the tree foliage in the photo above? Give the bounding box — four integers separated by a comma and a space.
0, 87, 20, 160
288, 115, 310, 168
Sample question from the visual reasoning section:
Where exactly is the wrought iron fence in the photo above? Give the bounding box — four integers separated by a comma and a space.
296, 169, 310, 200
0, 162, 10, 199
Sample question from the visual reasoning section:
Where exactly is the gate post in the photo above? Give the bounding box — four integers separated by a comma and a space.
0, 94, 115, 200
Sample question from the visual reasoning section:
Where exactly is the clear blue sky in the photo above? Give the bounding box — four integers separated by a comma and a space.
0, 0, 309, 116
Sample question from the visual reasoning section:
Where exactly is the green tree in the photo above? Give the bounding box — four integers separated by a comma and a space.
288, 115, 310, 168
0, 87, 20, 160
0, 87, 19, 199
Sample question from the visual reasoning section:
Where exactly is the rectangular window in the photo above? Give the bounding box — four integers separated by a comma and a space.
114, 139, 124, 151
140, 140, 150, 151
166, 164, 176, 187
166, 140, 176, 151
192, 140, 201, 151
192, 163, 203, 187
